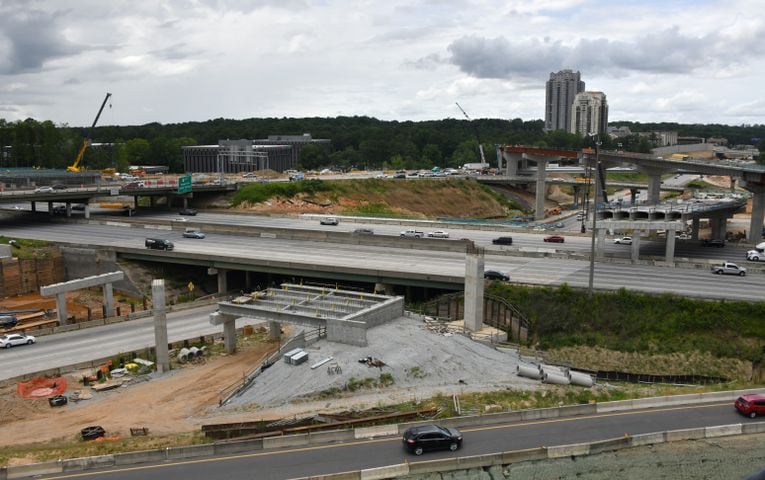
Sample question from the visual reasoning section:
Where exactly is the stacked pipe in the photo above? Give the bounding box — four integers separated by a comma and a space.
516, 363, 594, 387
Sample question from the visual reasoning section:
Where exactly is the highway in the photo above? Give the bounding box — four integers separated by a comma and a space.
32, 401, 761, 480
1, 218, 763, 301
0, 305, 263, 382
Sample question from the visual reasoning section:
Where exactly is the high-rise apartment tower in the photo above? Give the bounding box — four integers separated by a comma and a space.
570, 91, 609, 136
544, 70, 585, 132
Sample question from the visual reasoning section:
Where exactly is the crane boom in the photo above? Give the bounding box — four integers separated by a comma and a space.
68, 92, 112, 172
455, 102, 486, 164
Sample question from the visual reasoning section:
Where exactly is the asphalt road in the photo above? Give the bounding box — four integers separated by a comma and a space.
1, 219, 763, 301
0, 305, 264, 381
31, 401, 761, 480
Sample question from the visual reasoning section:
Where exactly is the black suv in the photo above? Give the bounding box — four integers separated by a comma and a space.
484, 270, 510, 281
701, 239, 725, 247
179, 208, 198, 216
492, 236, 513, 245
0, 315, 18, 330
402, 424, 462, 456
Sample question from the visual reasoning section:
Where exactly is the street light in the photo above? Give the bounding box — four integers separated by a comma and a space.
587, 134, 602, 296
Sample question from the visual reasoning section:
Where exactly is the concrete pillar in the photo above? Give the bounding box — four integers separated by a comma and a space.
151, 279, 170, 373
596, 228, 606, 257
647, 174, 661, 205
245, 271, 252, 291
464, 244, 484, 332
102, 282, 114, 318
748, 187, 765, 244
630, 188, 638, 206
572, 186, 581, 209
183, 197, 189, 209
149, 196, 156, 207
711, 217, 726, 240
496, 146, 503, 172
268, 320, 281, 341
223, 318, 237, 353
534, 157, 547, 221
84, 201, 91, 219
55, 293, 69, 325
691, 217, 700, 240
631, 230, 641, 262
506, 152, 521, 176
65, 203, 72, 217
31, 201, 36, 213
209, 268, 228, 294
665, 228, 676, 264
374, 283, 395, 295
48, 201, 53, 215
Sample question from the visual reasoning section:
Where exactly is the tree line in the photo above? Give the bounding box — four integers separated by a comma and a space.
1, 116, 763, 173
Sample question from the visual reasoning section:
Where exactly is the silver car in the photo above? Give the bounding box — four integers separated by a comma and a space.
1, 333, 36, 348
182, 230, 206, 239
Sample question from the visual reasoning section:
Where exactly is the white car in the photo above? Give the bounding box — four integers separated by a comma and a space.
320, 217, 339, 226
747, 250, 764, 262
1, 333, 36, 348
614, 236, 632, 245
427, 230, 450, 238
34, 186, 54, 193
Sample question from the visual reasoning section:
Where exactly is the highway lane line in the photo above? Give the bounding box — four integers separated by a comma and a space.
37, 401, 740, 479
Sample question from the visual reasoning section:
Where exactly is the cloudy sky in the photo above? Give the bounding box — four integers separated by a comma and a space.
1, 0, 764, 127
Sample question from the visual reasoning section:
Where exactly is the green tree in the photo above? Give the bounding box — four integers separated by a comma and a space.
421, 144, 443, 168
299, 143, 329, 170
124, 138, 151, 166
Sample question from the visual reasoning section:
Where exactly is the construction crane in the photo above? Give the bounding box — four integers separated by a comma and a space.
68, 92, 112, 172
455, 102, 487, 164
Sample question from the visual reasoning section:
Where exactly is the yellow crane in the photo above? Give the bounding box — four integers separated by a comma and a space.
68, 92, 112, 172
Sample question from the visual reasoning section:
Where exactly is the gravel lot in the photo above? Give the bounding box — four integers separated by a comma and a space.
224, 314, 541, 414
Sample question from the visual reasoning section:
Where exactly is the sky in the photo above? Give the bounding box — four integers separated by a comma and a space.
1, 0, 764, 127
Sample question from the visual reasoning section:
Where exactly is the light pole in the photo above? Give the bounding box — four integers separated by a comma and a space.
587, 134, 601, 296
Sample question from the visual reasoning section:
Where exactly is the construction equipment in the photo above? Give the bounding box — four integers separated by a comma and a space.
455, 102, 487, 165
68, 92, 112, 172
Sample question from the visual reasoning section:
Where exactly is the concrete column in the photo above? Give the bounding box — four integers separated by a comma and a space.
630, 188, 638, 206
102, 283, 114, 318
596, 228, 606, 257
149, 196, 156, 207
223, 318, 237, 353
631, 230, 641, 262
55, 293, 69, 325
665, 228, 676, 264
245, 271, 252, 290
31, 201, 36, 213
496, 146, 503, 172
464, 245, 484, 332
506, 152, 521, 176
572, 186, 581, 209
534, 158, 547, 221
183, 197, 189, 209
748, 187, 765, 244
65, 203, 72, 217
268, 320, 281, 341
151, 279, 170, 373
711, 217, 726, 240
374, 283, 395, 295
84, 201, 91, 219
48, 201, 53, 215
691, 217, 700, 240
647, 174, 661, 205
210, 268, 228, 294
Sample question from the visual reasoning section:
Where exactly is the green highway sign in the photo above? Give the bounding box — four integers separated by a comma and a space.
178, 174, 192, 194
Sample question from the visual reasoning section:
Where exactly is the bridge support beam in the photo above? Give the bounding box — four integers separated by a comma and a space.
572, 185, 581, 209
596, 228, 606, 256
152, 279, 171, 373
691, 217, 700, 240
31, 201, 36, 213
631, 230, 641, 262
269, 320, 281, 341
647, 174, 661, 205
210, 311, 238, 354
55, 293, 69, 325
665, 228, 676, 264
47, 201, 53, 215
744, 183, 765, 244
504, 152, 521, 176
103, 282, 114, 318
84, 201, 91, 219
630, 188, 638, 206
710, 216, 727, 240
464, 244, 484, 333
531, 155, 547, 221
209, 267, 228, 294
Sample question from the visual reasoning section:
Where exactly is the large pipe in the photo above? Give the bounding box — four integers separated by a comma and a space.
540, 365, 568, 378
542, 372, 570, 385
569, 370, 594, 387
517, 364, 543, 380
178, 347, 191, 363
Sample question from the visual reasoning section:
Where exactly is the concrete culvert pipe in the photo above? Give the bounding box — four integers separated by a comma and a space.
542, 372, 571, 385
178, 347, 191, 363
540, 365, 568, 378
517, 364, 543, 380
189, 346, 201, 358
569, 370, 594, 387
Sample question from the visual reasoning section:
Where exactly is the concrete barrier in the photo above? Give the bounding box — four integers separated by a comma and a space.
359, 463, 409, 480
520, 406, 561, 421
113, 448, 167, 466
557, 404, 597, 417
406, 458, 459, 475
547, 442, 590, 458
742, 422, 765, 434
213, 438, 264, 455
165, 444, 215, 459
309, 430, 355, 444
262, 433, 310, 449
61, 454, 115, 472
355, 424, 398, 439
6, 460, 62, 479
705, 424, 742, 438
456, 452, 504, 469
630, 431, 666, 447
588, 436, 631, 454
501, 446, 548, 464
665, 427, 705, 442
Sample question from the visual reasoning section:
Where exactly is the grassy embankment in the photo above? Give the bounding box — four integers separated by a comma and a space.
231, 178, 522, 219
487, 283, 765, 380
0, 237, 53, 260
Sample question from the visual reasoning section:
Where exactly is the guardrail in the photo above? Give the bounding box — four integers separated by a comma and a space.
1, 388, 760, 479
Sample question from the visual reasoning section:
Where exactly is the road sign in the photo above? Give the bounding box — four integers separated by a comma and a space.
178, 175, 192, 194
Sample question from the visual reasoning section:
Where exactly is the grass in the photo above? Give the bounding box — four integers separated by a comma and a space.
687, 179, 717, 189
0, 236, 54, 259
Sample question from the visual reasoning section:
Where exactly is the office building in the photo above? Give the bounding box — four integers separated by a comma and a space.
545, 70, 585, 132
570, 91, 609, 136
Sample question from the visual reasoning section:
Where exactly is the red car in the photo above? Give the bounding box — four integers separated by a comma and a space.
735, 394, 765, 418
543, 235, 565, 243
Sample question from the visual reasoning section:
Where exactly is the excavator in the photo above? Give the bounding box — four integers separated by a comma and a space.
67, 92, 112, 172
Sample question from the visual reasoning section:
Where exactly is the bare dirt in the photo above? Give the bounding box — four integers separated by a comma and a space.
0, 342, 275, 448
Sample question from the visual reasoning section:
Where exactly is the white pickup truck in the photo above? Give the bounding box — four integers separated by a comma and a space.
711, 262, 747, 276
400, 229, 424, 238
